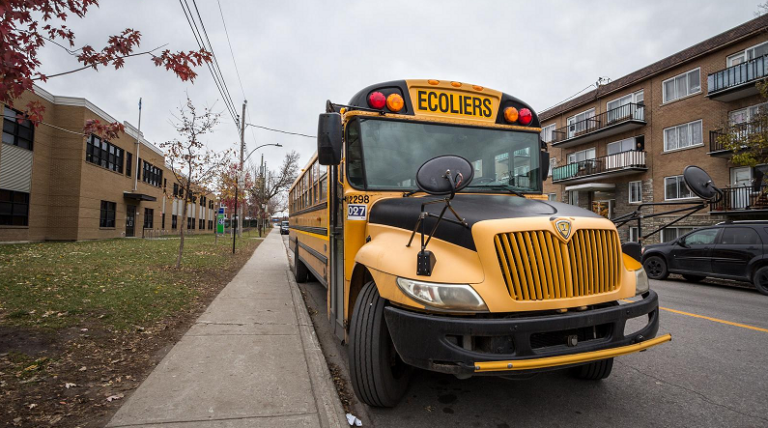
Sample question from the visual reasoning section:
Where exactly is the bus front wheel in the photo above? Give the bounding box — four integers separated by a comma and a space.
348, 281, 411, 407
294, 244, 309, 283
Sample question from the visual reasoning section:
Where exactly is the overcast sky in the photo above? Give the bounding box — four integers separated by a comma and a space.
36, 0, 762, 174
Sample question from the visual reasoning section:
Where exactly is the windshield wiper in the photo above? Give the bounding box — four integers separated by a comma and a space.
479, 186, 525, 197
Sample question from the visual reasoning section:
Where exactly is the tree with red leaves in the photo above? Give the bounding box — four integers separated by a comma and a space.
1, 0, 212, 138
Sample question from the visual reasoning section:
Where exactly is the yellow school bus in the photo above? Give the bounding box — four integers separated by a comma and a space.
289, 79, 670, 407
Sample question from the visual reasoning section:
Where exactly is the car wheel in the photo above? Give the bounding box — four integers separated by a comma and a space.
753, 266, 768, 296
570, 358, 613, 380
643, 256, 668, 280
349, 281, 411, 407
682, 274, 705, 283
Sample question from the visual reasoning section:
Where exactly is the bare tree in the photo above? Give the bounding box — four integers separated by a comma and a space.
248, 151, 300, 234
162, 97, 232, 268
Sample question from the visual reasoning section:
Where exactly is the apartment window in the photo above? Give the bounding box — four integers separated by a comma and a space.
662, 68, 700, 103
729, 102, 767, 125
661, 227, 696, 243
548, 157, 557, 177
3, 107, 34, 150
664, 175, 694, 200
547, 193, 557, 201
143, 208, 154, 229
142, 161, 162, 187
567, 108, 595, 138
664, 120, 702, 152
0, 189, 29, 226
629, 181, 642, 203
569, 190, 579, 206
727, 41, 768, 66
606, 90, 644, 122
629, 227, 639, 242
99, 201, 116, 228
608, 136, 643, 155
567, 148, 596, 164
172, 215, 178, 229
86, 135, 124, 173
540, 124, 556, 143
126, 152, 133, 177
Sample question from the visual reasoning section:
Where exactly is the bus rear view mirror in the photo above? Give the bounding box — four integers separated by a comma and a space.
317, 113, 342, 165
682, 165, 721, 201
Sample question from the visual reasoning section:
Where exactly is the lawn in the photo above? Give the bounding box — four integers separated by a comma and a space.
0, 232, 264, 427
0, 234, 258, 331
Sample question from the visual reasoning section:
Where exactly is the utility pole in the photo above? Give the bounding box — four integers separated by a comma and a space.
233, 101, 246, 254
239, 101, 247, 238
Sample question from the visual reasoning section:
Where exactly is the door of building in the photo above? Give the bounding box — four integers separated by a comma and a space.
730, 167, 752, 209
126, 205, 136, 237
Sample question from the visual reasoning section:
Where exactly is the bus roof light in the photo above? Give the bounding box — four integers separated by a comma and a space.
519, 108, 533, 125
503, 107, 518, 123
386, 93, 405, 112
368, 92, 386, 109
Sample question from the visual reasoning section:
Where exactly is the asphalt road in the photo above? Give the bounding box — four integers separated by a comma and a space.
286, 237, 768, 428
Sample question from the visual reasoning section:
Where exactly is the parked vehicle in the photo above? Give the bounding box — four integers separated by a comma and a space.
642, 221, 768, 295
280, 220, 290, 235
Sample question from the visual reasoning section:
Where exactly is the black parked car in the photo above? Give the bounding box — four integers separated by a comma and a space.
642, 221, 768, 295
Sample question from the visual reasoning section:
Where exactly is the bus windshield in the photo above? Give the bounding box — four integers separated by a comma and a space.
346, 117, 542, 193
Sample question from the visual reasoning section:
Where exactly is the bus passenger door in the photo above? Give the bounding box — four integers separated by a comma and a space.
328, 164, 345, 341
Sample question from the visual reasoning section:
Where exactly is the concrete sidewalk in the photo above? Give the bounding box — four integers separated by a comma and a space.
107, 230, 346, 427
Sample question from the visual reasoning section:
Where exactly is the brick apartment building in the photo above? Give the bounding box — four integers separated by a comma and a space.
0, 85, 218, 243
540, 15, 768, 244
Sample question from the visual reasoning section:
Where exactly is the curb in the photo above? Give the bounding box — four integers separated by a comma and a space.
286, 269, 347, 428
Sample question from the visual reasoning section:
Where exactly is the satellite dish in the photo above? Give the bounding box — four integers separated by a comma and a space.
683, 165, 719, 200
416, 155, 474, 196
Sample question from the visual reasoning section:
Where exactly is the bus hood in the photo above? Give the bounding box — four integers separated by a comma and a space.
368, 194, 602, 251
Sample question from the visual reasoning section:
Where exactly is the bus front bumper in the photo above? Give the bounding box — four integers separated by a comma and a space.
384, 290, 669, 375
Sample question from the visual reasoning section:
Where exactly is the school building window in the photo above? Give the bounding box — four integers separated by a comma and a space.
172, 215, 178, 229
662, 68, 700, 103
126, 152, 133, 177
143, 208, 154, 229
162, 213, 166, 229
86, 135, 124, 173
99, 201, 116, 228
208, 220, 213, 230
187, 216, 195, 229
0, 189, 30, 226
142, 161, 162, 187
199, 219, 204, 229
3, 107, 34, 150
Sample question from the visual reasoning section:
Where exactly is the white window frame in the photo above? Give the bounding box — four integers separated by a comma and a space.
606, 90, 644, 118
662, 68, 701, 103
548, 157, 557, 177
629, 227, 639, 242
628, 181, 642, 204
729, 102, 768, 124
569, 190, 579, 206
567, 108, 596, 138
567, 147, 596, 164
608, 137, 638, 155
663, 120, 703, 152
728, 40, 768, 66
547, 193, 557, 201
540, 124, 556, 143
664, 175, 696, 201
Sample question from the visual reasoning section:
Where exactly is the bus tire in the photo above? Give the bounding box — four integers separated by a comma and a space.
294, 245, 309, 283
570, 358, 613, 380
349, 281, 411, 408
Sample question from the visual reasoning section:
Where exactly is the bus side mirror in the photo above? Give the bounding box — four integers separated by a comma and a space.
540, 151, 550, 182
317, 113, 342, 166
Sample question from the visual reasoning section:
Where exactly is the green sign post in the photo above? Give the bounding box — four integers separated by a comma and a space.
216, 210, 225, 234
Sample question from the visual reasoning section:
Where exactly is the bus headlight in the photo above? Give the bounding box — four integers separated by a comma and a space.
635, 267, 650, 296
396, 278, 488, 312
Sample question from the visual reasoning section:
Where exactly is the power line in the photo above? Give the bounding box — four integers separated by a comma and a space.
541, 83, 596, 113
216, 0, 246, 101
246, 123, 316, 139
177, 0, 240, 127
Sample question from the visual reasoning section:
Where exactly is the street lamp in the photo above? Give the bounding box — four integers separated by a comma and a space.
232, 142, 282, 254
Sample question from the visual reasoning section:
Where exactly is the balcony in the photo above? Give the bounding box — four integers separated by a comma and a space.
708, 117, 766, 156
707, 54, 768, 101
710, 185, 768, 214
550, 103, 646, 148
552, 151, 647, 184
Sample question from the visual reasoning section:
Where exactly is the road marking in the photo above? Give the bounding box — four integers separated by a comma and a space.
622, 299, 768, 333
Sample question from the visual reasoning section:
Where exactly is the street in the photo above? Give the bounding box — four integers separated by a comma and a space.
288, 236, 768, 427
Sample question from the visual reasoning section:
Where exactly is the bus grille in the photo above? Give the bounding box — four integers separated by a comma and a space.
493, 229, 621, 301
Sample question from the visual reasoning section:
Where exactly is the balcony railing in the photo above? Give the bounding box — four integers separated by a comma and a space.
710, 184, 768, 213
709, 117, 767, 153
552, 150, 646, 182
708, 54, 768, 97
550, 103, 646, 146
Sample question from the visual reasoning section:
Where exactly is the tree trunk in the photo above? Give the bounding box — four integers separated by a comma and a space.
176, 198, 187, 269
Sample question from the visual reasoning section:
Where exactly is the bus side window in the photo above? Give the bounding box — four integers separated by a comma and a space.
346, 121, 365, 188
